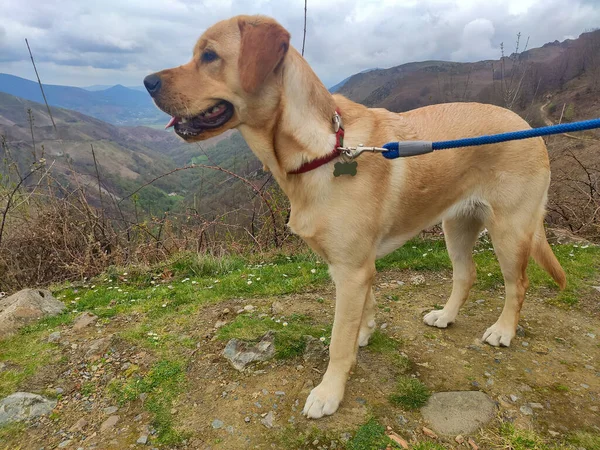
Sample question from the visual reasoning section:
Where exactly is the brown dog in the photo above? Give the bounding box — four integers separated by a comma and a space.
144, 15, 566, 419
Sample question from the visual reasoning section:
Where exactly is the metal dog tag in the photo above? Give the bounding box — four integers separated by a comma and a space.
333, 161, 358, 177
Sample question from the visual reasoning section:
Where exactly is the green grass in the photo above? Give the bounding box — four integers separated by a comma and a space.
495, 423, 600, 450
568, 431, 600, 449
0, 422, 26, 442
109, 359, 187, 445
376, 237, 600, 305
411, 444, 446, 450
0, 329, 59, 397
216, 313, 330, 359
389, 376, 430, 409
366, 330, 411, 372
348, 418, 400, 450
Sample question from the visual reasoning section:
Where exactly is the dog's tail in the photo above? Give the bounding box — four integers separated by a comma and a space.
531, 221, 566, 290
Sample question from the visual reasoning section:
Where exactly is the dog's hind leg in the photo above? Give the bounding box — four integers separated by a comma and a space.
303, 260, 375, 419
358, 287, 376, 347
424, 215, 484, 328
482, 213, 534, 347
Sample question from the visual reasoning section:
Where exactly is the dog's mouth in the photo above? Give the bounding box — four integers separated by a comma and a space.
165, 101, 234, 138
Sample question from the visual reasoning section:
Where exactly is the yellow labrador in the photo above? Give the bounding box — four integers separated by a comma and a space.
144, 15, 566, 419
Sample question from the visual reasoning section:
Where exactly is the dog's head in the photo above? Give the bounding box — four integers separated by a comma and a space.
144, 15, 291, 142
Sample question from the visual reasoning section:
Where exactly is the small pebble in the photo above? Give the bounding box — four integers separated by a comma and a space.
529, 402, 544, 409
245, 417, 250, 423
581, 384, 590, 389
58, 440, 72, 448
520, 405, 533, 415
522, 342, 529, 347
137, 435, 148, 445
510, 394, 518, 402
212, 419, 224, 429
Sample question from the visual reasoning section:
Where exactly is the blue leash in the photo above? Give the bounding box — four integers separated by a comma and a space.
379, 118, 600, 159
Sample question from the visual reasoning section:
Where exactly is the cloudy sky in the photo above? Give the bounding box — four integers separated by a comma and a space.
1, 0, 599, 89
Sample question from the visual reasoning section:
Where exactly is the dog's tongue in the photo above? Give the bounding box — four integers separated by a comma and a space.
165, 116, 180, 129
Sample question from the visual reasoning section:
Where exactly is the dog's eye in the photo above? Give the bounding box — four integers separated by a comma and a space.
201, 50, 218, 63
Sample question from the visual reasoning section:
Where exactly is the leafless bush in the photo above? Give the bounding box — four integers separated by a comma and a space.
0, 134, 299, 292
547, 148, 600, 239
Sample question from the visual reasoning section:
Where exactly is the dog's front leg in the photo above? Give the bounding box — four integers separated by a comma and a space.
303, 261, 375, 419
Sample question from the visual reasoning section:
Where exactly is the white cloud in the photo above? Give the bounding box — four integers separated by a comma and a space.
0, 0, 599, 88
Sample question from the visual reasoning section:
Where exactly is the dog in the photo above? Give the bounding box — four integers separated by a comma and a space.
143, 14, 566, 419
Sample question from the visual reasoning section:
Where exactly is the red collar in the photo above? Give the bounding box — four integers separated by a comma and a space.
288, 108, 345, 175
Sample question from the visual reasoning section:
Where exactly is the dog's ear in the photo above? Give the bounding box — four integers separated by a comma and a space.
238, 17, 290, 93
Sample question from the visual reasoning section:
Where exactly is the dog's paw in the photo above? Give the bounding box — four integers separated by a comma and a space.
482, 322, 515, 347
423, 309, 455, 328
358, 319, 376, 347
302, 382, 343, 419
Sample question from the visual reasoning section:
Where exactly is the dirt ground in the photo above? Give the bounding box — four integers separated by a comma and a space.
2, 268, 600, 450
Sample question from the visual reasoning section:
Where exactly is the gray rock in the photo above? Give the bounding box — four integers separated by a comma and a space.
244, 416, 250, 423
529, 402, 544, 409
69, 418, 88, 432
212, 419, 224, 429
48, 331, 62, 343
510, 394, 518, 402
303, 335, 328, 362
520, 405, 533, 415
58, 440, 72, 448
222, 331, 275, 371
261, 411, 275, 428
0, 289, 65, 338
85, 337, 112, 361
420, 391, 496, 435
137, 435, 148, 444
103, 406, 119, 415
73, 312, 98, 330
271, 301, 284, 315
100, 415, 119, 433
0, 392, 57, 425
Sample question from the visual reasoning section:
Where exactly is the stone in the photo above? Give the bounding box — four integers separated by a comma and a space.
48, 331, 62, 343
222, 331, 275, 371
137, 435, 148, 444
529, 402, 544, 409
69, 418, 88, 432
73, 312, 98, 330
103, 406, 119, 415
261, 411, 275, 428
214, 320, 227, 329
510, 394, 518, 402
100, 415, 119, 433
410, 274, 426, 285
271, 301, 284, 315
0, 392, 57, 425
420, 391, 496, 435
58, 440, 72, 448
520, 405, 533, 415
455, 435, 465, 444
85, 337, 112, 361
303, 335, 328, 362
0, 289, 65, 337
244, 416, 250, 423
212, 419, 224, 429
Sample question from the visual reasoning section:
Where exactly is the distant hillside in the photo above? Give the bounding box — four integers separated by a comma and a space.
83, 85, 146, 92
0, 91, 195, 214
329, 68, 381, 93
335, 30, 600, 116
0, 74, 168, 126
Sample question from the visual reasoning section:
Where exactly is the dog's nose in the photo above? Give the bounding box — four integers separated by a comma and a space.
143, 73, 162, 96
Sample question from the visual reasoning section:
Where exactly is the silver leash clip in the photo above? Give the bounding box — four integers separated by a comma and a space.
338, 144, 387, 161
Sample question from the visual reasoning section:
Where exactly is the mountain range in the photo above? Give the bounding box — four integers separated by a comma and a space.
0, 73, 168, 126
1, 28, 599, 221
